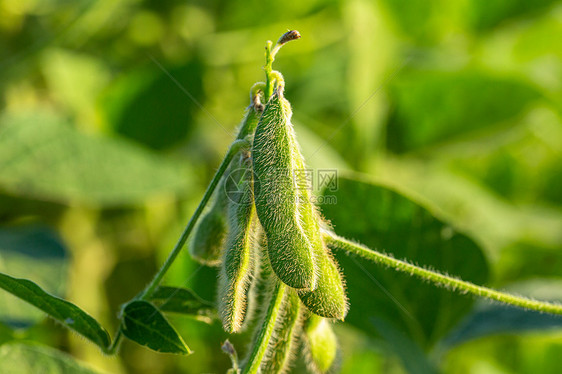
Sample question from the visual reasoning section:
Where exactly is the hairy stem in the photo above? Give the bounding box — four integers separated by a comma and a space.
140, 138, 251, 300
109, 138, 251, 353
324, 232, 562, 316
264, 41, 274, 102
243, 281, 286, 374
107, 329, 122, 355
264, 30, 301, 101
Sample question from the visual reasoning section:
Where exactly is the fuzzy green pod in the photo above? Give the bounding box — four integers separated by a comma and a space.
189, 103, 261, 266
260, 289, 303, 373
189, 178, 228, 266
292, 150, 348, 320
244, 226, 274, 318
218, 152, 260, 333
252, 89, 318, 290
304, 314, 338, 374
298, 248, 348, 320
292, 151, 348, 319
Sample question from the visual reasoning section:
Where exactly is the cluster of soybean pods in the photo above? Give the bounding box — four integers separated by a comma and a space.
190, 30, 345, 374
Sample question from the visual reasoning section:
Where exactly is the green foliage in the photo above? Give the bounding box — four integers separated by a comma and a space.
149, 286, 215, 320
0, 113, 190, 206
2, 1, 562, 373
468, 0, 559, 31
0, 343, 104, 374
0, 273, 110, 351
102, 62, 203, 150
386, 69, 540, 153
122, 301, 190, 355
0, 225, 68, 327
322, 177, 489, 349
442, 279, 562, 349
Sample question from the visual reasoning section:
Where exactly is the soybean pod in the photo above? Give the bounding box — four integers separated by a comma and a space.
218, 151, 260, 333
303, 314, 339, 374
189, 101, 262, 265
292, 149, 348, 320
189, 177, 228, 266
252, 89, 317, 290
260, 289, 303, 374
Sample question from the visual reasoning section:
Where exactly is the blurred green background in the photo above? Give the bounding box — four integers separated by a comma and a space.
1, 0, 562, 373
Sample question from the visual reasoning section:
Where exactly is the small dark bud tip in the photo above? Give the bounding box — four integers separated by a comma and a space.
252, 93, 264, 112
277, 30, 301, 45
221, 340, 236, 356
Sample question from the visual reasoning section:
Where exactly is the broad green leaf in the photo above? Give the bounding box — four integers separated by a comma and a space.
322, 177, 489, 352
41, 49, 110, 127
379, 0, 436, 43
467, 0, 558, 32
122, 300, 191, 354
373, 157, 562, 259
441, 279, 562, 349
0, 112, 190, 206
441, 304, 562, 349
0, 273, 110, 351
386, 69, 540, 153
441, 108, 562, 206
495, 241, 562, 283
0, 225, 68, 327
150, 286, 216, 322
0, 342, 105, 374
371, 318, 437, 374
294, 120, 350, 172
101, 62, 202, 150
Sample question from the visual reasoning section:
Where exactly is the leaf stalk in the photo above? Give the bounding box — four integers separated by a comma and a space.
324, 231, 562, 316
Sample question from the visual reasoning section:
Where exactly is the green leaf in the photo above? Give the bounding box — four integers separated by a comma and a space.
149, 286, 216, 322
442, 304, 562, 349
468, 0, 558, 32
541, 161, 562, 206
379, 0, 436, 43
0, 112, 190, 206
0, 342, 104, 374
0, 225, 68, 327
386, 69, 540, 153
370, 318, 437, 374
41, 49, 110, 123
101, 62, 202, 150
122, 300, 191, 354
321, 177, 490, 351
0, 323, 13, 346
441, 279, 562, 349
442, 107, 562, 206
0, 273, 110, 351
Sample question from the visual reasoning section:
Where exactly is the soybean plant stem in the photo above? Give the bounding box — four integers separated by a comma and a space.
243, 281, 286, 374
264, 30, 301, 101
108, 138, 251, 354
140, 138, 251, 300
264, 41, 274, 102
107, 329, 122, 354
324, 232, 562, 316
